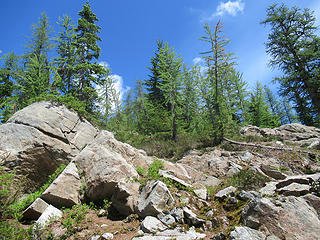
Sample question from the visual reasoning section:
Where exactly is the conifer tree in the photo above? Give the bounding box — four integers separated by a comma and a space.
73, 1, 107, 113
247, 82, 279, 127
54, 15, 77, 95
157, 42, 183, 141
262, 4, 320, 125
19, 13, 53, 106
199, 20, 235, 142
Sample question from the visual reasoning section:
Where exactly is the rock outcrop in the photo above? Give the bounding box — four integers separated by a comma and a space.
2, 103, 320, 239
0, 101, 97, 189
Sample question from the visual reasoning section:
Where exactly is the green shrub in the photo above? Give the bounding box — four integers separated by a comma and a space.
226, 168, 270, 191
147, 158, 164, 180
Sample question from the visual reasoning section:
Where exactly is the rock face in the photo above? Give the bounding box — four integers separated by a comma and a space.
75, 130, 139, 202
240, 123, 320, 144
41, 162, 81, 208
136, 181, 174, 218
241, 196, 320, 240
2, 103, 320, 239
0, 101, 97, 189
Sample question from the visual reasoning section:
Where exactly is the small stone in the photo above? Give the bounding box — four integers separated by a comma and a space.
35, 205, 62, 228
88, 235, 101, 240
228, 197, 238, 205
183, 207, 205, 226
157, 213, 176, 225
101, 233, 114, 240
98, 209, 107, 217
206, 210, 214, 218
229, 226, 266, 240
215, 186, 237, 200
205, 220, 213, 230
238, 191, 261, 202
140, 216, 167, 233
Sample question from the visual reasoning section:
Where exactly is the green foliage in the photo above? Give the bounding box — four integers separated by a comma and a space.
135, 166, 147, 176
7, 164, 66, 219
61, 203, 90, 239
261, 3, 320, 125
147, 158, 164, 180
225, 168, 270, 191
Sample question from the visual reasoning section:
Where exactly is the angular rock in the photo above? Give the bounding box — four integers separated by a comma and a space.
215, 186, 237, 200
183, 207, 205, 226
75, 130, 139, 202
260, 165, 286, 180
136, 181, 174, 218
277, 182, 310, 197
0, 101, 97, 190
22, 198, 49, 220
276, 173, 320, 189
192, 183, 207, 200
237, 191, 261, 202
140, 216, 167, 233
159, 170, 192, 188
157, 213, 176, 225
241, 196, 320, 239
303, 194, 320, 216
111, 181, 140, 216
259, 182, 277, 196
229, 226, 267, 240
132, 227, 206, 240
35, 205, 62, 228
41, 162, 81, 208
169, 207, 184, 224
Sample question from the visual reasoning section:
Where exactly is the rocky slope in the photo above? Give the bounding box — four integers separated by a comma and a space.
1, 101, 320, 240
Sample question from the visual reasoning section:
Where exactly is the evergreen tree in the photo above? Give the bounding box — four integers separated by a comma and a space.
0, 53, 20, 122
19, 12, 53, 106
199, 20, 235, 142
54, 15, 77, 95
181, 65, 199, 130
145, 40, 165, 105
157, 42, 183, 141
73, 1, 107, 113
264, 86, 282, 124
247, 82, 279, 127
261, 4, 320, 125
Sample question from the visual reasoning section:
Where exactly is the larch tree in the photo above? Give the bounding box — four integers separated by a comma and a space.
261, 4, 320, 125
157, 42, 183, 141
199, 20, 235, 142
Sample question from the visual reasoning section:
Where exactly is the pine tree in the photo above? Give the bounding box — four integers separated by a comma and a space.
73, 1, 107, 113
261, 4, 320, 125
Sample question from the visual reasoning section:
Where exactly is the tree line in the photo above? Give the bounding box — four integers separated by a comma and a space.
0, 3, 319, 155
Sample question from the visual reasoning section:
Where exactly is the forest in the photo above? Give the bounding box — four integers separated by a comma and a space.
0, 2, 319, 159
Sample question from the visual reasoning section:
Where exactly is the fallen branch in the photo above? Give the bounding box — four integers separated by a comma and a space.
223, 137, 318, 156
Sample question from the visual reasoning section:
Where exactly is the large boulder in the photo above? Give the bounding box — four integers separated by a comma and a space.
241, 196, 320, 239
0, 101, 97, 190
240, 123, 320, 143
136, 180, 174, 218
75, 130, 139, 202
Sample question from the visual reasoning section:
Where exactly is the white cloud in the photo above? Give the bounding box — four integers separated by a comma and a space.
193, 57, 203, 65
96, 61, 130, 115
203, 0, 245, 21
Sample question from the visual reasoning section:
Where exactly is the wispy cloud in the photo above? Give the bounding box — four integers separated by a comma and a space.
192, 57, 203, 65
202, 0, 245, 21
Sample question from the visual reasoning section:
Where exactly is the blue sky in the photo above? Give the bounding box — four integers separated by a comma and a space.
1, 0, 320, 96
